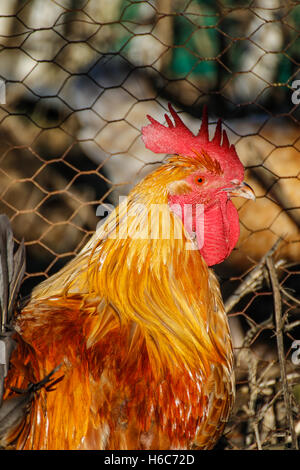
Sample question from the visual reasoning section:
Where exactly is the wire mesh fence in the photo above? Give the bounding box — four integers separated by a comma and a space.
0, 0, 299, 449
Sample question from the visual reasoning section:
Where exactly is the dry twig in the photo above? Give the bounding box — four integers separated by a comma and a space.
266, 255, 298, 450
225, 239, 284, 314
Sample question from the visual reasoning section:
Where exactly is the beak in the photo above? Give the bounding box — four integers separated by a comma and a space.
222, 182, 256, 201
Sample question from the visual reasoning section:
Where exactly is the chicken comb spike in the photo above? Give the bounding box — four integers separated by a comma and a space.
212, 118, 222, 146
197, 105, 209, 141
146, 114, 159, 125
222, 129, 229, 148
165, 113, 174, 128
168, 103, 185, 127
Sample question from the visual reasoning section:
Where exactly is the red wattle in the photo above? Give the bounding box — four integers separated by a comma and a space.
198, 199, 240, 266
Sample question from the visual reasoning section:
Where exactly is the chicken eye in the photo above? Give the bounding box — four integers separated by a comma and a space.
195, 177, 205, 185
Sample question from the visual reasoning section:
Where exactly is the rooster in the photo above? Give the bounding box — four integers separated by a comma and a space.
0, 104, 255, 450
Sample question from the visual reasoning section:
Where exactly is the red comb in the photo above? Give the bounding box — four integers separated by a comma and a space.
143, 103, 195, 154
142, 103, 244, 180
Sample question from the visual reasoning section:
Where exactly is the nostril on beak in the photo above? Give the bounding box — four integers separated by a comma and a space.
238, 182, 256, 201
222, 182, 256, 201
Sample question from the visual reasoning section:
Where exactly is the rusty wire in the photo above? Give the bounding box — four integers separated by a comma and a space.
0, 0, 299, 450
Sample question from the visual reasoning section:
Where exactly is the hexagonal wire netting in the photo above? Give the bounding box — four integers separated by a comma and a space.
0, 0, 299, 450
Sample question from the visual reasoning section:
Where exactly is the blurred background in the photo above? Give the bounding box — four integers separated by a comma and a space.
0, 0, 299, 449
